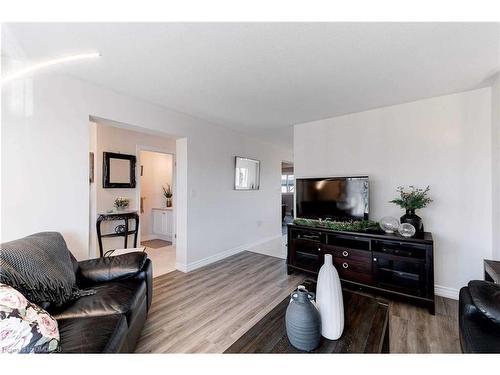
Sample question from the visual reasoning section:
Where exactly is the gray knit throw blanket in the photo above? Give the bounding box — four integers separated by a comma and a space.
0, 232, 94, 306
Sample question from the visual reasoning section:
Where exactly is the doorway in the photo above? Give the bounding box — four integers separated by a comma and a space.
88, 118, 184, 278
138, 149, 176, 276
281, 161, 295, 235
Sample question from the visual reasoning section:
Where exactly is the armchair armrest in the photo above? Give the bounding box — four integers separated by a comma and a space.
77, 252, 148, 284
468, 280, 500, 325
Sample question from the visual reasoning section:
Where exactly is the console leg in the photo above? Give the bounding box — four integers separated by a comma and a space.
428, 301, 435, 315
287, 266, 293, 275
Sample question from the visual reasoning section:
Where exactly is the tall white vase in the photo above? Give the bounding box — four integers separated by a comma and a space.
316, 254, 344, 340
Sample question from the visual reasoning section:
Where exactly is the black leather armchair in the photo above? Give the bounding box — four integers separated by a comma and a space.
49, 252, 153, 353
459, 280, 500, 353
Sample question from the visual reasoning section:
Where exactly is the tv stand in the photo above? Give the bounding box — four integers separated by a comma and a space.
287, 224, 435, 314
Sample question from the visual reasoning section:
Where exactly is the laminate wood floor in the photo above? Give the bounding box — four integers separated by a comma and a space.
135, 251, 460, 353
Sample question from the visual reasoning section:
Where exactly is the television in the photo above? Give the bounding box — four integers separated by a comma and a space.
296, 176, 369, 221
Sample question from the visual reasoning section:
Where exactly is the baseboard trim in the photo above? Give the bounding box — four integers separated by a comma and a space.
247, 235, 287, 260
176, 237, 464, 304
435, 285, 459, 300
141, 234, 172, 242
175, 262, 188, 273
179, 235, 283, 273
140, 234, 156, 241
155, 234, 173, 242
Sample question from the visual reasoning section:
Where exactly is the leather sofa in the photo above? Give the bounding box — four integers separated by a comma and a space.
48, 251, 153, 353
459, 280, 500, 353
2, 247, 153, 353
1, 231, 153, 353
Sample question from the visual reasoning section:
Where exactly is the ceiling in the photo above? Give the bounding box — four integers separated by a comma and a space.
2, 23, 500, 148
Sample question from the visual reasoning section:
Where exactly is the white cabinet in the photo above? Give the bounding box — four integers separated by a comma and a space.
152, 208, 173, 241
152, 210, 163, 234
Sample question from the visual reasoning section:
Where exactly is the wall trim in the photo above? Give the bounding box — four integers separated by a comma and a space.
176, 234, 282, 273
175, 262, 188, 273
155, 233, 173, 242
141, 233, 173, 242
140, 234, 156, 241
175, 238, 462, 302
435, 285, 459, 300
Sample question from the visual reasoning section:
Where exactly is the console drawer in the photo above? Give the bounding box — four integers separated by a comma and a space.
291, 229, 323, 242
329, 246, 371, 261
338, 268, 373, 285
334, 258, 373, 285
334, 257, 371, 272
293, 239, 323, 256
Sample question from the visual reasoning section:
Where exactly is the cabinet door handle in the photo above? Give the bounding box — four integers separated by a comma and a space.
373, 257, 377, 262
317, 247, 321, 252
342, 262, 348, 269
342, 250, 349, 257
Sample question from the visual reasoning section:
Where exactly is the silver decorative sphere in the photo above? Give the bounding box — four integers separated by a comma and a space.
380, 216, 400, 233
398, 223, 416, 238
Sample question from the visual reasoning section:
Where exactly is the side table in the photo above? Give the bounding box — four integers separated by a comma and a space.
96, 211, 139, 257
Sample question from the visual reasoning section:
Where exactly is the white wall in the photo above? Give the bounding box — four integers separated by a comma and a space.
492, 73, 500, 260
2, 69, 291, 269
294, 88, 493, 298
140, 151, 173, 238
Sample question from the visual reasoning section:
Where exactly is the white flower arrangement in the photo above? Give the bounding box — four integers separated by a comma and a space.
114, 197, 130, 209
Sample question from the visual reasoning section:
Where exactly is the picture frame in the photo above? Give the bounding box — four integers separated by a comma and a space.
234, 156, 260, 190
103, 152, 137, 188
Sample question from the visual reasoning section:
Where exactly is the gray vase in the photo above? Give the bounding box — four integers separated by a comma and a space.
285, 288, 321, 351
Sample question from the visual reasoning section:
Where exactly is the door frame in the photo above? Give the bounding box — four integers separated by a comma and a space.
136, 145, 176, 246
281, 160, 294, 219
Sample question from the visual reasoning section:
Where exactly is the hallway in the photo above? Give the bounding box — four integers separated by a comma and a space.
141, 239, 176, 277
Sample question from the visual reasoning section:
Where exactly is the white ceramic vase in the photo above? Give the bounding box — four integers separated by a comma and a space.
316, 254, 344, 340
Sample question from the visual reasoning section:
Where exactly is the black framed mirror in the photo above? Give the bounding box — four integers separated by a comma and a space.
103, 152, 136, 188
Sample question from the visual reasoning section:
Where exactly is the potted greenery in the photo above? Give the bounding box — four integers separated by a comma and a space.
162, 184, 173, 207
390, 185, 432, 232
114, 196, 130, 211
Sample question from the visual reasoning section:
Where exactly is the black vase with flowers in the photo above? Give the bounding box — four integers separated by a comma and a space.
400, 209, 423, 232
389, 186, 432, 233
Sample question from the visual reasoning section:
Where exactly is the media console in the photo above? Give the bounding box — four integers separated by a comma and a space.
287, 224, 435, 314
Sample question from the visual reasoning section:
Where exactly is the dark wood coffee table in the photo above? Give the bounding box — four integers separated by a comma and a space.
225, 283, 389, 353
484, 259, 500, 284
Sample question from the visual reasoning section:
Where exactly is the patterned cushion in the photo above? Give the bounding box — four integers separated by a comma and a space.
0, 283, 59, 353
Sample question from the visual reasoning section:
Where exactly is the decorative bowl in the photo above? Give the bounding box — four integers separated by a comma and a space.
380, 216, 400, 233
398, 223, 416, 238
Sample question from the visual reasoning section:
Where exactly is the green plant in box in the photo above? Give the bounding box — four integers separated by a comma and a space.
293, 218, 379, 232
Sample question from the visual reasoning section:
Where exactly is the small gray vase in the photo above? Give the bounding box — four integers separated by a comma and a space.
285, 288, 321, 351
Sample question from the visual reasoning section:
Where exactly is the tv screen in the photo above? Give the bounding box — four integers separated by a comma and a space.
296, 177, 369, 221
